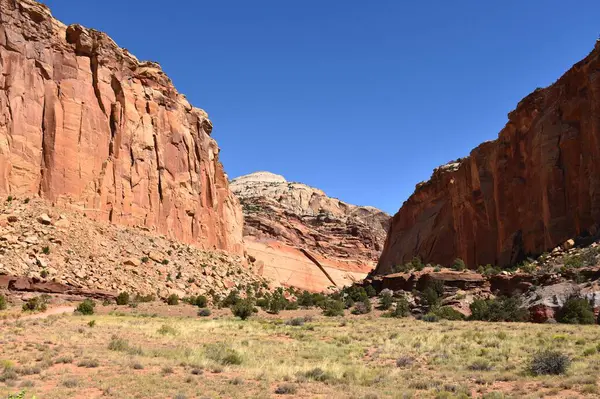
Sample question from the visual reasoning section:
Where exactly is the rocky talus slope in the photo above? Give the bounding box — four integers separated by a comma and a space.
0, 198, 266, 300
0, 0, 243, 253
231, 172, 390, 291
377, 41, 600, 273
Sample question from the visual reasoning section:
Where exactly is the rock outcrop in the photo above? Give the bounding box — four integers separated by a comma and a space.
376, 41, 600, 274
231, 171, 390, 291
0, 0, 243, 254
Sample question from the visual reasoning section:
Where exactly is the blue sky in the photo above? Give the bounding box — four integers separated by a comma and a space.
42, 1, 600, 214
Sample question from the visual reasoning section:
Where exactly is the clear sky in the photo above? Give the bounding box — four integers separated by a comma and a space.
42, 0, 600, 214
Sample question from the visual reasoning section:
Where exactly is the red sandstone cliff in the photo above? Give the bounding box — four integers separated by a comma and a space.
376, 41, 600, 274
0, 0, 243, 253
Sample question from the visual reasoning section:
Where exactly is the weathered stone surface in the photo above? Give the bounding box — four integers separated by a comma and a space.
376, 42, 600, 273
231, 171, 390, 291
0, 0, 243, 254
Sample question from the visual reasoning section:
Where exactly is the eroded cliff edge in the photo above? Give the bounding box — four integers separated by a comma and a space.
376, 42, 600, 274
0, 0, 243, 253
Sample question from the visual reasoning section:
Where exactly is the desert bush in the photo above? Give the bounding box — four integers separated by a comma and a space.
297, 290, 314, 307
166, 294, 179, 306
0, 294, 6, 310
422, 280, 444, 308
432, 306, 465, 321
187, 295, 207, 308
351, 299, 372, 315
75, 299, 95, 315
322, 299, 345, 317
451, 258, 466, 271
285, 317, 305, 326
421, 313, 440, 322
77, 358, 99, 368
395, 355, 414, 368
198, 308, 211, 317
555, 297, 595, 324
204, 343, 243, 365
468, 359, 492, 371
22, 296, 48, 312
365, 285, 377, 298
469, 296, 528, 322
529, 350, 570, 375
275, 383, 298, 395
116, 292, 130, 306
267, 291, 287, 314
157, 324, 178, 335
388, 297, 410, 318
303, 367, 334, 382
231, 298, 255, 320
221, 290, 241, 308
378, 290, 394, 310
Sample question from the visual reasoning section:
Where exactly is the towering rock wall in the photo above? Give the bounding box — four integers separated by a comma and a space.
0, 0, 243, 253
376, 42, 600, 274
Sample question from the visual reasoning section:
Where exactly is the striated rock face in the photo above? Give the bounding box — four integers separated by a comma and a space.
376, 42, 600, 274
231, 171, 390, 291
0, 0, 243, 253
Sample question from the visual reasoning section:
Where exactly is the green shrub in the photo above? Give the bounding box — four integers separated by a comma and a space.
198, 308, 211, 317
231, 298, 255, 320
388, 297, 410, 318
468, 359, 492, 371
0, 294, 6, 310
267, 291, 287, 314
192, 295, 208, 308
451, 258, 466, 271
365, 285, 377, 298
556, 297, 595, 324
166, 294, 179, 306
297, 290, 314, 307
421, 313, 439, 322
378, 290, 394, 310
410, 256, 424, 271
205, 343, 243, 365
422, 280, 444, 308
42, 246, 50, 255
322, 299, 345, 317
133, 293, 155, 303
303, 367, 334, 382
116, 292, 130, 306
469, 296, 528, 322
529, 350, 570, 375
22, 296, 48, 312
76, 299, 95, 315
221, 290, 241, 308
432, 306, 465, 320
275, 383, 298, 395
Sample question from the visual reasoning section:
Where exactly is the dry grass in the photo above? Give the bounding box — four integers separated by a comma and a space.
0, 305, 599, 398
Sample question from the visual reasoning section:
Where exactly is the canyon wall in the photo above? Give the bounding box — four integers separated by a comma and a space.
231, 171, 390, 291
0, 0, 243, 253
376, 42, 600, 274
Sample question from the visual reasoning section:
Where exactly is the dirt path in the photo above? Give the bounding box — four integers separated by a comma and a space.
20, 306, 75, 320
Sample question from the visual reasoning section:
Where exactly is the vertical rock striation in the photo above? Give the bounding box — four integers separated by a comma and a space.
376, 42, 600, 274
0, 0, 243, 253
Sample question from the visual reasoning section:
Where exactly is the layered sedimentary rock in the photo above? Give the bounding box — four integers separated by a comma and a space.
231, 171, 390, 291
0, 0, 243, 253
376, 42, 600, 274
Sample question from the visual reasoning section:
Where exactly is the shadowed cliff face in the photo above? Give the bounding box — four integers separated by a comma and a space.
376, 42, 600, 274
0, 0, 243, 253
